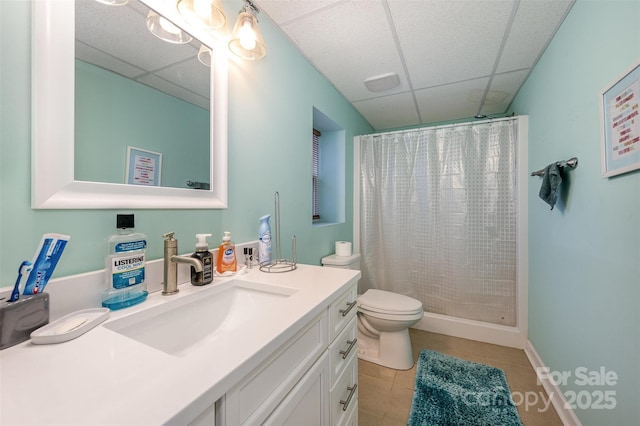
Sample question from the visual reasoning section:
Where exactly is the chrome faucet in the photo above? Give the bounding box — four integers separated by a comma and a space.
162, 232, 203, 295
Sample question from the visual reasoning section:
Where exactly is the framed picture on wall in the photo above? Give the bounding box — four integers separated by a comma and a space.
600, 59, 640, 178
125, 146, 162, 186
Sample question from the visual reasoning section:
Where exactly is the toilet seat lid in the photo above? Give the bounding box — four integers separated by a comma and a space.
358, 289, 423, 315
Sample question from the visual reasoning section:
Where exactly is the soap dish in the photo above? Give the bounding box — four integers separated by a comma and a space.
30, 308, 109, 344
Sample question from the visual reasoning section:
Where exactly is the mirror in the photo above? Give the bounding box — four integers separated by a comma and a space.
74, 0, 210, 188
75, 0, 210, 189
32, 0, 228, 209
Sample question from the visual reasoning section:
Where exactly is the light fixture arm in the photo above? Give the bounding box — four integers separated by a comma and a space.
243, 0, 260, 14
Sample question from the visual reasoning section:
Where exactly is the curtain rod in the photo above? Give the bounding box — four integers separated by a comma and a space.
359, 115, 520, 138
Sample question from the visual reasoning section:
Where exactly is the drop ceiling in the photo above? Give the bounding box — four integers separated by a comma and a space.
255, 0, 575, 130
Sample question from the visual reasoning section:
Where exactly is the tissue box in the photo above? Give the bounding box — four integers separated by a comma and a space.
0, 293, 49, 350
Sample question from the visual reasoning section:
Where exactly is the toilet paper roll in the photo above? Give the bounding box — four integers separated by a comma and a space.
335, 241, 352, 257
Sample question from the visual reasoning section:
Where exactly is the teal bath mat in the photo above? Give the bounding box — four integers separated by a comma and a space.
408, 350, 523, 426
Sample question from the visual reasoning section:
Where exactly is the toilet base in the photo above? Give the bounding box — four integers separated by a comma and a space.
357, 328, 415, 370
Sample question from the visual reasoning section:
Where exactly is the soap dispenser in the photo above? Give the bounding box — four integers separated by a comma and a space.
191, 233, 213, 285
216, 231, 237, 273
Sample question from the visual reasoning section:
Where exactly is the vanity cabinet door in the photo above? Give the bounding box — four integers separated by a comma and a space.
263, 352, 329, 426
187, 403, 215, 426
223, 312, 327, 425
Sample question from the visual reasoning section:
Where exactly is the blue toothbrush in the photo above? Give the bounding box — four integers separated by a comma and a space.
8, 261, 33, 302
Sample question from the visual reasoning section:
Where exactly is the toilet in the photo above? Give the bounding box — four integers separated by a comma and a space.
322, 253, 424, 370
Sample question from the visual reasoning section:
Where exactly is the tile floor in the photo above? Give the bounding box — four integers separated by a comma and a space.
358, 328, 564, 426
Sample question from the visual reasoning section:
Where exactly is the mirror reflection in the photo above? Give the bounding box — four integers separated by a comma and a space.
74, 0, 211, 189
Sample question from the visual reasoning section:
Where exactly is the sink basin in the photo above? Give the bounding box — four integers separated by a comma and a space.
104, 280, 297, 356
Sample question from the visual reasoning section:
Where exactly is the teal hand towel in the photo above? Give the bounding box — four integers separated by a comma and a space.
539, 163, 562, 210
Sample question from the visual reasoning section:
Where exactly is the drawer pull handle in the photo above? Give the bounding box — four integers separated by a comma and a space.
339, 338, 358, 359
339, 301, 357, 317
339, 384, 358, 411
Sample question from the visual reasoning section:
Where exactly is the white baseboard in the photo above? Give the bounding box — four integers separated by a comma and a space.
524, 340, 582, 426
414, 312, 527, 349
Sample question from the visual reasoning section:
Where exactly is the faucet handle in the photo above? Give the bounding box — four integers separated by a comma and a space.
163, 232, 177, 249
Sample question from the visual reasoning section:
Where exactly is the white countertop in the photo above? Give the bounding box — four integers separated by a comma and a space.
0, 264, 360, 425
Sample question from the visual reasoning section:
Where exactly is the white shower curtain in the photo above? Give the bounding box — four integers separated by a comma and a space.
359, 119, 518, 326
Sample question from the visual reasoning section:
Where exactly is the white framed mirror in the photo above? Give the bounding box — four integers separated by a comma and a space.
32, 0, 228, 209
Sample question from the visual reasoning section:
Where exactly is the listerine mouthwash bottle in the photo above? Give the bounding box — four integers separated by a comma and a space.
102, 214, 148, 310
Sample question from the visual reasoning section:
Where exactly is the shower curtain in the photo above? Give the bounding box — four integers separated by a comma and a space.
359, 119, 518, 326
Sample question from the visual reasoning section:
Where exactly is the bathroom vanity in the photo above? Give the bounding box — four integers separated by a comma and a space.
0, 265, 359, 425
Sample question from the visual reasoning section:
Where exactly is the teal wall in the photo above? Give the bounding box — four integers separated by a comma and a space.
75, 60, 210, 188
0, 0, 373, 284
511, 1, 640, 424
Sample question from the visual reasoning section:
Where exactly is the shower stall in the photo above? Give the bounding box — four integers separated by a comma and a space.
353, 116, 528, 348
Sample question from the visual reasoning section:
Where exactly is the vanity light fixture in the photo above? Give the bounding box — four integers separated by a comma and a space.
228, 0, 267, 60
146, 10, 193, 44
177, 0, 226, 31
197, 44, 212, 67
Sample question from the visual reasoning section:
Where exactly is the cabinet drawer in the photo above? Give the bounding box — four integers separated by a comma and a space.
330, 357, 358, 426
224, 312, 327, 425
328, 316, 357, 387
328, 284, 357, 342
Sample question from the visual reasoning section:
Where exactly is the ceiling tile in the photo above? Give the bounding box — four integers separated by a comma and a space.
353, 92, 420, 130
152, 58, 211, 101
75, 41, 146, 79
480, 69, 530, 116
138, 72, 210, 110
497, 0, 574, 73
255, 0, 343, 24
389, 1, 513, 89
278, 1, 407, 102
415, 78, 491, 124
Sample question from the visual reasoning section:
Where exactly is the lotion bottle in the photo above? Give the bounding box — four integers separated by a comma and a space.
216, 231, 237, 273
191, 233, 213, 285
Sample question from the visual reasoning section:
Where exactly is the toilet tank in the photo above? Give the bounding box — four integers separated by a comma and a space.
321, 253, 361, 270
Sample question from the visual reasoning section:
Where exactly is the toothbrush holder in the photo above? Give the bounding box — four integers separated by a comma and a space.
0, 292, 50, 350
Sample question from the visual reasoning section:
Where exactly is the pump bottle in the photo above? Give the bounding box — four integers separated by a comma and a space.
191, 234, 213, 285
216, 231, 237, 273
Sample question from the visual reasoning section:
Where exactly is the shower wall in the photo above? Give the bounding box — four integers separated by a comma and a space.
356, 118, 523, 328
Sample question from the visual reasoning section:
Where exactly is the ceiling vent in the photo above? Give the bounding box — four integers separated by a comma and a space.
364, 72, 401, 92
